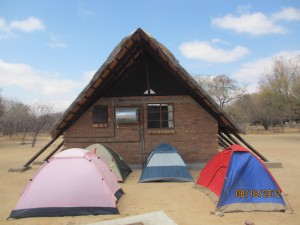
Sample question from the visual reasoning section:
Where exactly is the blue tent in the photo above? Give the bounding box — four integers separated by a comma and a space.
139, 144, 193, 182
196, 144, 292, 213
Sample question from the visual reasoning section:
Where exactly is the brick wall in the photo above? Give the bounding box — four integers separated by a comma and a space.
64, 95, 218, 164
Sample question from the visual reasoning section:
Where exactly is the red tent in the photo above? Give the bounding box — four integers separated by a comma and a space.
195, 144, 291, 213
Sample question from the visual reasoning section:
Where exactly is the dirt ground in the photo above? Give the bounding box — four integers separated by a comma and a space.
0, 133, 299, 225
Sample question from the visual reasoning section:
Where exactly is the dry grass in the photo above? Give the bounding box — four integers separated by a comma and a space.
245, 125, 300, 134
0, 133, 299, 225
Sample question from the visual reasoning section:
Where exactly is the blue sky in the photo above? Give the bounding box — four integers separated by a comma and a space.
0, 0, 299, 111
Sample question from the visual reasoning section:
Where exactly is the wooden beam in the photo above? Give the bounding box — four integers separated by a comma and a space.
43, 140, 64, 161
218, 135, 229, 149
9, 138, 59, 172
218, 139, 227, 149
222, 131, 239, 144
23, 138, 57, 168
219, 132, 234, 146
231, 130, 269, 162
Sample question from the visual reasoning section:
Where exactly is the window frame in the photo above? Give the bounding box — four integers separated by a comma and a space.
147, 103, 174, 129
93, 105, 108, 124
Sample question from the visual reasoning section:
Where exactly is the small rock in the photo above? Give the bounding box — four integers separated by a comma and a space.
215, 211, 224, 217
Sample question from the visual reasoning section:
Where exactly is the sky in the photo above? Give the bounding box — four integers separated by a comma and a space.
0, 0, 299, 111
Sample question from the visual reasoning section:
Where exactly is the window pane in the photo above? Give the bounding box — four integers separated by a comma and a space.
161, 111, 168, 121
93, 105, 108, 123
148, 112, 160, 120
168, 120, 174, 128
161, 105, 168, 112
161, 120, 169, 128
147, 103, 174, 129
148, 106, 160, 113
148, 120, 161, 128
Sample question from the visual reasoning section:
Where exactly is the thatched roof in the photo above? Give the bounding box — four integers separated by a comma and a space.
50, 28, 244, 139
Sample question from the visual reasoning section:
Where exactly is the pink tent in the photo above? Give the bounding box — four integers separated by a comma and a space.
9, 148, 123, 218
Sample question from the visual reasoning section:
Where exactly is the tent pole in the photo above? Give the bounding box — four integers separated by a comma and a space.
231, 131, 268, 162
43, 140, 64, 161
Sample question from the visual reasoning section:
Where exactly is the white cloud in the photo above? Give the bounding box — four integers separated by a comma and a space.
272, 7, 300, 21
83, 70, 96, 82
212, 12, 286, 36
232, 50, 300, 92
0, 59, 99, 111
179, 39, 249, 63
0, 17, 45, 40
10, 17, 45, 32
211, 38, 229, 45
48, 42, 68, 48
48, 34, 68, 48
232, 57, 272, 84
0, 18, 13, 40
78, 2, 95, 18
237, 4, 252, 15
212, 7, 300, 36
0, 18, 6, 31
49, 98, 78, 112
0, 60, 82, 96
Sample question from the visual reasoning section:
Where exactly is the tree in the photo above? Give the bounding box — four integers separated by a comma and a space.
224, 56, 300, 131
195, 74, 246, 108
254, 91, 283, 130
0, 98, 59, 142
226, 93, 275, 130
291, 68, 300, 115
42, 111, 63, 132
259, 55, 300, 125
225, 94, 255, 129
0, 99, 30, 138
0, 89, 4, 118
27, 102, 53, 147
259, 56, 299, 95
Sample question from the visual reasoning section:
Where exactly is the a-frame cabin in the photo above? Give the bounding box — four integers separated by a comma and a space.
16, 28, 267, 170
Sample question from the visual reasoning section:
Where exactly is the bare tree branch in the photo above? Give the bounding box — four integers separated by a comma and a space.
27, 101, 54, 147
195, 74, 246, 108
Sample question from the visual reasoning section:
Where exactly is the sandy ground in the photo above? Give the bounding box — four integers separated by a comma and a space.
0, 133, 299, 225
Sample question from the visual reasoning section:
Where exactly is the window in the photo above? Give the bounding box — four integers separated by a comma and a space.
147, 104, 174, 128
93, 105, 108, 123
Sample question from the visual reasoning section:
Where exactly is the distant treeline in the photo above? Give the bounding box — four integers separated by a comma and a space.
194, 55, 300, 130
0, 96, 62, 147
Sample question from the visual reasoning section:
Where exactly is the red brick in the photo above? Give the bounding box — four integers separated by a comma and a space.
64, 95, 218, 164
